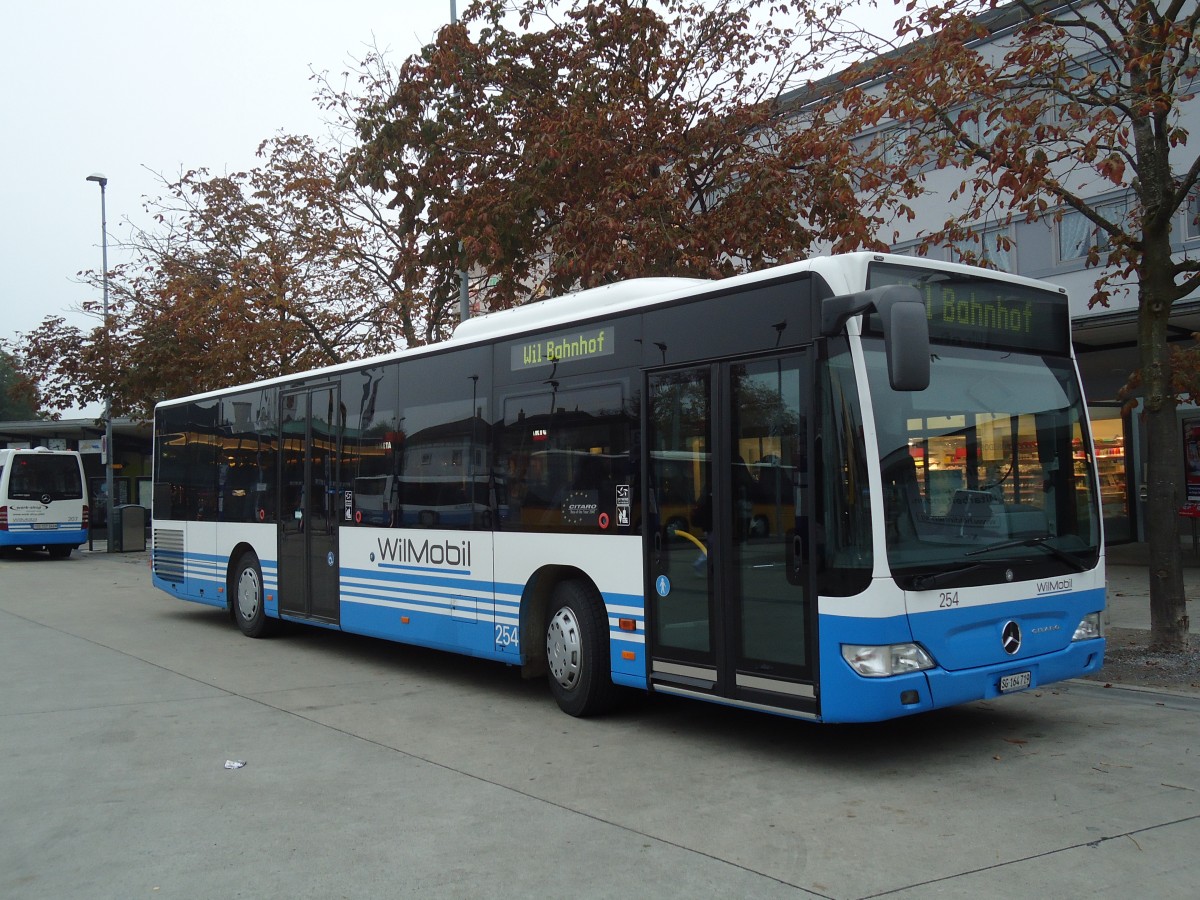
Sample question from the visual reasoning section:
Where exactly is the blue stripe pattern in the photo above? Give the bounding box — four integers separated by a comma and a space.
155, 542, 647, 681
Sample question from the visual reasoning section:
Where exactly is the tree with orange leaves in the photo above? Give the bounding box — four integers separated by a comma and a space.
835, 0, 1200, 650
343, 0, 885, 312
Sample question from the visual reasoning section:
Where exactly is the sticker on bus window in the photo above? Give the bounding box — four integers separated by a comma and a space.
562, 490, 599, 526
616, 485, 630, 526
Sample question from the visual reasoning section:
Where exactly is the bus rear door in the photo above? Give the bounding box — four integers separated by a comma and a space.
279, 385, 341, 623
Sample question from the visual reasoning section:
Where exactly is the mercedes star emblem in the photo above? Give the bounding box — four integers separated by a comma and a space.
1002, 620, 1022, 655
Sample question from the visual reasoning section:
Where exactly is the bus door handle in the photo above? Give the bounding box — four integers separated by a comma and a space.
786, 530, 806, 585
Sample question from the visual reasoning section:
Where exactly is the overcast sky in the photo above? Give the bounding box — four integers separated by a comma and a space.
2, 0, 897, 395
1, 0, 450, 350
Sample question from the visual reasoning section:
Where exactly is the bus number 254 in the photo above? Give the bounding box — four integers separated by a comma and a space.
939, 591, 960, 608
495, 624, 520, 647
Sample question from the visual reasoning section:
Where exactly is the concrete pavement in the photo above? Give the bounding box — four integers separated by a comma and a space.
1104, 540, 1200, 634
1, 545, 1198, 899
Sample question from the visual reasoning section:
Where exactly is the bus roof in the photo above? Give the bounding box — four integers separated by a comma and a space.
154, 252, 1066, 410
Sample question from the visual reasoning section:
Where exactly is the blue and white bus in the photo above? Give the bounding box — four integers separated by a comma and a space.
151, 252, 1105, 722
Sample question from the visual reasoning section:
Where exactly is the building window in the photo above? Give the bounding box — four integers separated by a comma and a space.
950, 227, 1013, 272
1090, 409, 1130, 543
1057, 196, 1129, 263
1186, 194, 1200, 242
1058, 210, 1091, 262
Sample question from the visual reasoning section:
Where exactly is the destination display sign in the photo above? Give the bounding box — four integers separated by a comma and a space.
511, 326, 616, 371
867, 262, 1071, 355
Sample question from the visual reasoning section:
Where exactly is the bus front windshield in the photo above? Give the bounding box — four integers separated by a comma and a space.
862, 341, 1100, 583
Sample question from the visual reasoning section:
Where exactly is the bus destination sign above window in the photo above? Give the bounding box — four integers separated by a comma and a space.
511, 326, 616, 371
867, 262, 1070, 355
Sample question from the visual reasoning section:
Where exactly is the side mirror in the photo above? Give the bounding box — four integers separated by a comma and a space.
821, 285, 930, 391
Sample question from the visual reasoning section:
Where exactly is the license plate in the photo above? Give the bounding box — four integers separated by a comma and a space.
32, 523, 56, 530
999, 671, 1032, 693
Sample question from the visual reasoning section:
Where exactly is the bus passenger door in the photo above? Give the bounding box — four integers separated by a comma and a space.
279, 385, 342, 624
646, 368, 715, 679
647, 355, 815, 716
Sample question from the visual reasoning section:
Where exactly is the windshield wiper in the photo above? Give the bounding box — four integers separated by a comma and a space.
965, 536, 1088, 572
907, 563, 993, 592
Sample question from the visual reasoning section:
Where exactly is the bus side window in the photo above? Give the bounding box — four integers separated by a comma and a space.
499, 382, 632, 533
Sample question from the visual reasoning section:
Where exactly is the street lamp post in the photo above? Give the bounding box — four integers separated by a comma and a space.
451, 0, 470, 324
86, 173, 114, 551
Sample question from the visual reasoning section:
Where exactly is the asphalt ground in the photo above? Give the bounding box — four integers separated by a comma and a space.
1, 545, 1198, 899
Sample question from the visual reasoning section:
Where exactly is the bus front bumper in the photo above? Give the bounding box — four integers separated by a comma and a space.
820, 638, 1106, 723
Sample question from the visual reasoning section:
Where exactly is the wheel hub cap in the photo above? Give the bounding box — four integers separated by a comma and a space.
547, 607, 581, 689
237, 568, 261, 620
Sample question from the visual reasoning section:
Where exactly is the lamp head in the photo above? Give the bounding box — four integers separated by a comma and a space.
86, 173, 108, 187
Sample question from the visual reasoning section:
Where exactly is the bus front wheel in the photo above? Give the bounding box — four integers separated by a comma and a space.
232, 552, 272, 638
545, 580, 618, 717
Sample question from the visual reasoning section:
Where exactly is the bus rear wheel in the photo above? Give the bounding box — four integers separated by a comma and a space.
545, 580, 618, 717
232, 552, 272, 638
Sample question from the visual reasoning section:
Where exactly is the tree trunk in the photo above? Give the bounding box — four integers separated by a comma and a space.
1138, 261, 1190, 652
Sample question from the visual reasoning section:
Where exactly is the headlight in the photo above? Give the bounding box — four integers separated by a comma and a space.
1072, 612, 1103, 641
841, 643, 935, 677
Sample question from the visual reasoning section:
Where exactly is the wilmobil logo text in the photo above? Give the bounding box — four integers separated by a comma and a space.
1036, 577, 1072, 595
377, 537, 472, 568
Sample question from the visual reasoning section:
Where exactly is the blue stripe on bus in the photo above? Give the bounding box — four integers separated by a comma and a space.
1, 527, 87, 543
379, 561, 475, 577
156, 547, 648, 684
341, 583, 494, 609
342, 565, 489, 593
602, 590, 647, 687
152, 550, 280, 611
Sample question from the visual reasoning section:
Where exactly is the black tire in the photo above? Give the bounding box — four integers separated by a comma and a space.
231, 551, 272, 638
545, 579, 619, 717
48, 545, 73, 559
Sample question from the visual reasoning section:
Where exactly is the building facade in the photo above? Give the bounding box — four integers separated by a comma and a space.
816, 0, 1200, 543
0, 418, 154, 525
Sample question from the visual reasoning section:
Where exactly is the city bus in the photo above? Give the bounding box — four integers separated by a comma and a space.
150, 252, 1106, 722
0, 447, 89, 558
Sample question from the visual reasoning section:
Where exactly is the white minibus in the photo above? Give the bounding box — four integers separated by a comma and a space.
0, 448, 89, 558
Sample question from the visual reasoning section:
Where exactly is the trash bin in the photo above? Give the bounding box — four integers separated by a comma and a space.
111, 504, 147, 552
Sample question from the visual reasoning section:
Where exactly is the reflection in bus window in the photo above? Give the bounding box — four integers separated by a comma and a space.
500, 382, 634, 533
217, 388, 278, 523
